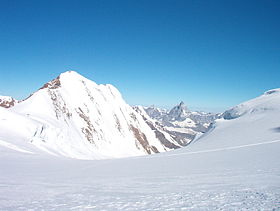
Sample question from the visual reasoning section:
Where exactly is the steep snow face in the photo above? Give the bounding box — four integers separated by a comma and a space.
0, 96, 18, 108
222, 88, 280, 120
8, 71, 168, 159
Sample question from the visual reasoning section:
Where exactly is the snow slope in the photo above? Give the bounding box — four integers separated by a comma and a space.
0, 107, 46, 155
0, 88, 279, 210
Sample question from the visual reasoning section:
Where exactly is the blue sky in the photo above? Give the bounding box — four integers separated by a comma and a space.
0, 0, 279, 112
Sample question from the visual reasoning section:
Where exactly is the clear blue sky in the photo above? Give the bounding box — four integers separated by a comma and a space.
0, 0, 279, 112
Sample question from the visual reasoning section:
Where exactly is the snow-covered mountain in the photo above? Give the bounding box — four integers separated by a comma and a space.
188, 88, 280, 149
0, 87, 279, 210
0, 71, 188, 159
0, 71, 278, 163
168, 101, 190, 121
222, 88, 280, 120
134, 101, 219, 146
0, 96, 18, 108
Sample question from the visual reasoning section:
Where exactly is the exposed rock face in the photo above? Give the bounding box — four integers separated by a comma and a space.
130, 125, 159, 154
0, 96, 18, 108
41, 76, 61, 90
168, 101, 188, 121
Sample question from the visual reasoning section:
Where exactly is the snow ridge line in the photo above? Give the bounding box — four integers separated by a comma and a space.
136, 139, 280, 159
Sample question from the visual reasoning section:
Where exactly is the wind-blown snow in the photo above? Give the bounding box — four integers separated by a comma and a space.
0, 86, 279, 210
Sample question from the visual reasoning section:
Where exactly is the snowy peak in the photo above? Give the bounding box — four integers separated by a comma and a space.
40, 71, 97, 91
0, 96, 18, 108
59, 71, 98, 87
264, 88, 280, 96
168, 101, 189, 121
223, 88, 280, 120
144, 105, 167, 120
60, 70, 82, 77
179, 101, 186, 107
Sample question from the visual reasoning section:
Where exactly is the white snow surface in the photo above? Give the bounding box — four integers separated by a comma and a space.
0, 87, 280, 210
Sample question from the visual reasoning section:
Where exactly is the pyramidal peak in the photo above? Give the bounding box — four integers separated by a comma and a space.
167, 101, 189, 121
178, 101, 188, 110
171, 101, 188, 112
179, 101, 185, 106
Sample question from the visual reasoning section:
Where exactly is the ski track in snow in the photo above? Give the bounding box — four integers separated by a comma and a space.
0, 139, 33, 154
134, 139, 280, 159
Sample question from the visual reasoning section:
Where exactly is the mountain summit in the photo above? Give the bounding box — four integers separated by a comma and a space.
168, 101, 189, 121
